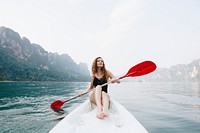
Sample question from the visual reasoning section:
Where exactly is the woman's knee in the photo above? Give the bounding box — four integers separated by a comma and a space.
102, 92, 109, 99
96, 85, 102, 89
96, 85, 102, 91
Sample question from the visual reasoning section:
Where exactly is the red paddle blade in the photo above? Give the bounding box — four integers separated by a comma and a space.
119, 61, 156, 79
128, 62, 156, 77
50, 100, 68, 109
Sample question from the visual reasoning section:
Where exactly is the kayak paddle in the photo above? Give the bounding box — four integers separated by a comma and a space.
50, 60, 156, 110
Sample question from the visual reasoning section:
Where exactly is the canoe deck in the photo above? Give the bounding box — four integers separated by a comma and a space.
49, 99, 148, 133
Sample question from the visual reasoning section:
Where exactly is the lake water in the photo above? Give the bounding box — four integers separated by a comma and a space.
0, 81, 200, 133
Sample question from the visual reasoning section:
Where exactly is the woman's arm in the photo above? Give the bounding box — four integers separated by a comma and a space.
79, 82, 94, 96
84, 84, 93, 93
107, 70, 120, 83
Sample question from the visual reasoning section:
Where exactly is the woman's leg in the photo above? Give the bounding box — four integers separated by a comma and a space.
95, 85, 104, 118
102, 92, 110, 117
89, 91, 96, 104
89, 85, 104, 119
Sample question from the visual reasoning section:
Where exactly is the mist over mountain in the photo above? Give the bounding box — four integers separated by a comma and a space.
0, 26, 90, 81
129, 59, 200, 82
1, 26, 199, 82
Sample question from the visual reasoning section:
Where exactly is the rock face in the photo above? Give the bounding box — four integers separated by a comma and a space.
0, 26, 90, 81
134, 59, 200, 82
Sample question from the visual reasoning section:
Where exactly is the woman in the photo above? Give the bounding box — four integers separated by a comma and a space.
81, 57, 120, 119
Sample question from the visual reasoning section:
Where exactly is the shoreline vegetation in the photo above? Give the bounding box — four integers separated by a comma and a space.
0, 26, 200, 82
0, 80, 91, 82
0, 26, 90, 82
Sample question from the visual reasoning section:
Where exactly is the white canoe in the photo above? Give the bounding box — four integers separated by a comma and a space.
49, 99, 148, 133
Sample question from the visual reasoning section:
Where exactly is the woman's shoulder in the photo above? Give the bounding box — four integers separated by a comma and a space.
106, 70, 111, 74
106, 70, 114, 77
106, 69, 110, 73
106, 70, 112, 76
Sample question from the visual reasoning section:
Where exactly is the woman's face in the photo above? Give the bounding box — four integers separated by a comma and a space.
96, 58, 104, 68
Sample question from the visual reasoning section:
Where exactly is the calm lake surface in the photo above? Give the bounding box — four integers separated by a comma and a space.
0, 81, 200, 133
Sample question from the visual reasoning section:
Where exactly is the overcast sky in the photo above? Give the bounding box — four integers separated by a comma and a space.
1, 0, 200, 75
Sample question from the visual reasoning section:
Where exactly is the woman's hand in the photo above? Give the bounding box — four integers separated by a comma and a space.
78, 92, 83, 97
111, 78, 120, 83
78, 89, 91, 97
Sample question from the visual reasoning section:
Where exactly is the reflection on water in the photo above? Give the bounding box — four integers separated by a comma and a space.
0, 81, 200, 133
109, 82, 200, 133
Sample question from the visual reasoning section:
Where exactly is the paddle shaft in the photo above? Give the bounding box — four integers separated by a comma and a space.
63, 65, 155, 103
63, 80, 113, 103
50, 60, 156, 109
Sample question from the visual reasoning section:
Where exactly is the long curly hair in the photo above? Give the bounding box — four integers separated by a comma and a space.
90, 57, 108, 88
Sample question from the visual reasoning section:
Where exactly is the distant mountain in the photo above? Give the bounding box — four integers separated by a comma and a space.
0, 26, 90, 81
133, 59, 200, 82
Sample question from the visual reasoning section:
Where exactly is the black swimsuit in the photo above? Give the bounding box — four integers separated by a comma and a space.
93, 76, 108, 93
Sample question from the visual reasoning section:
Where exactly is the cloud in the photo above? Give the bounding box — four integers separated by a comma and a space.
84, 0, 143, 49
